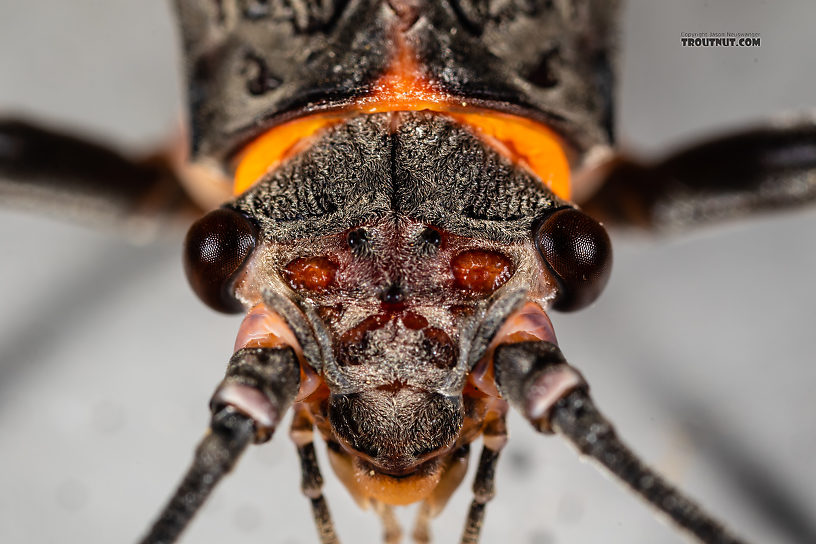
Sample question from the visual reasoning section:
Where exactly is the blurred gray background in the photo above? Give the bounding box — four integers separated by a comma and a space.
1, 1, 815, 543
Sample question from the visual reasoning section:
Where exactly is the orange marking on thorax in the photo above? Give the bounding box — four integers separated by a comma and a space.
233, 38, 572, 199
233, 115, 341, 195
358, 37, 447, 113
450, 112, 572, 200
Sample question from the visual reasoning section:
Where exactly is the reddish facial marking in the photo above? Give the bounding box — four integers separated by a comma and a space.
422, 327, 456, 369
318, 304, 344, 322
448, 304, 474, 318
337, 314, 391, 367
402, 312, 429, 330
341, 314, 390, 345
451, 250, 512, 293
284, 256, 338, 291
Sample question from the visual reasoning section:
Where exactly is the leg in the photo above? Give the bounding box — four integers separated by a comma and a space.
372, 501, 402, 544
139, 347, 300, 544
291, 407, 342, 544
493, 341, 747, 544
412, 443, 472, 544
582, 120, 816, 231
459, 448, 501, 544
0, 120, 197, 231
412, 503, 432, 544
459, 416, 507, 544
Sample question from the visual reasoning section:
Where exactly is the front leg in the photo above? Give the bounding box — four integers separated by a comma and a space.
493, 341, 748, 544
0, 120, 198, 231
459, 415, 507, 544
583, 121, 816, 231
290, 406, 342, 544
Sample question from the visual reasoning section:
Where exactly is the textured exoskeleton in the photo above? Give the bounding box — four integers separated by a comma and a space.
1, 2, 815, 544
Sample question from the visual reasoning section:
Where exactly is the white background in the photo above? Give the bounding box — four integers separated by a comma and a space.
1, 1, 815, 543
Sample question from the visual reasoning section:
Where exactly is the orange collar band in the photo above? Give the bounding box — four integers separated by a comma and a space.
233, 46, 571, 200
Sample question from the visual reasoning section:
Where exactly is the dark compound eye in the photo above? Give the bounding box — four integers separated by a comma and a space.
535, 208, 612, 312
183, 208, 258, 314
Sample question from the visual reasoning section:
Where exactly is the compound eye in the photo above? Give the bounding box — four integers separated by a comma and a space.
535, 208, 612, 312
184, 208, 258, 313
